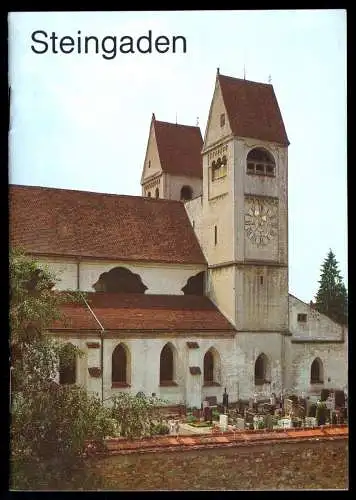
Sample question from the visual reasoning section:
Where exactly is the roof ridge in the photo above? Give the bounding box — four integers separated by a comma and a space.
9, 184, 184, 204
218, 73, 272, 87
154, 119, 201, 130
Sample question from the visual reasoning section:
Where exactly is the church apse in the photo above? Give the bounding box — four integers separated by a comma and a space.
93, 267, 148, 293
181, 271, 205, 295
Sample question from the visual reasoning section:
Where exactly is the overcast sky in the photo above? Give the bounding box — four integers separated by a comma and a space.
8, 10, 347, 303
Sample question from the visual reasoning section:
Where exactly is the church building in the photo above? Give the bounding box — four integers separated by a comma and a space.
9, 70, 348, 407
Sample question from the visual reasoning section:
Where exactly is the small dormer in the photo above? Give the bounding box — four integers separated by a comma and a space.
141, 114, 203, 201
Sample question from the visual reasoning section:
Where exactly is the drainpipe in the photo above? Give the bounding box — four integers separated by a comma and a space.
80, 292, 105, 404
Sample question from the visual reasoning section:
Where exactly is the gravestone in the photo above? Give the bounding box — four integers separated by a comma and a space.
334, 390, 345, 408
206, 396, 218, 407
279, 418, 292, 429
284, 399, 293, 415
236, 417, 245, 430
219, 414, 228, 431
222, 388, 229, 411
326, 396, 335, 411
265, 414, 274, 430
253, 415, 264, 429
305, 417, 317, 427
245, 410, 254, 424
307, 402, 317, 417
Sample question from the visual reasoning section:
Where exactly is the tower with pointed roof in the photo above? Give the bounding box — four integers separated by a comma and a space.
185, 70, 290, 391
141, 113, 203, 201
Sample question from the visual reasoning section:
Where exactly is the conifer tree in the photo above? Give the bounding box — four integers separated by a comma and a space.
315, 249, 348, 325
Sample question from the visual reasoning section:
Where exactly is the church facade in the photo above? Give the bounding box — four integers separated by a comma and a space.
10, 70, 347, 407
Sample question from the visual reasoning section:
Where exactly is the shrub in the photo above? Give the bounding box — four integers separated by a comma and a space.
152, 423, 170, 435
110, 393, 168, 439
212, 410, 220, 421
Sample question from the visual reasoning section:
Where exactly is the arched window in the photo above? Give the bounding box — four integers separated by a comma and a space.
112, 344, 130, 386
180, 185, 193, 201
310, 358, 324, 384
155, 187, 159, 199
147, 191, 151, 197
203, 347, 221, 385
247, 148, 275, 177
181, 271, 205, 295
59, 343, 76, 385
254, 353, 270, 386
204, 350, 214, 383
160, 343, 175, 385
93, 266, 148, 293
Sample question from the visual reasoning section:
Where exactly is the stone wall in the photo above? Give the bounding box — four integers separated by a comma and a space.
55, 334, 243, 407
289, 294, 346, 341
289, 341, 347, 395
88, 438, 348, 490
164, 174, 202, 201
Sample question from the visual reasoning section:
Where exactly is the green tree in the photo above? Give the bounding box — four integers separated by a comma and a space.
314, 249, 348, 325
10, 249, 116, 489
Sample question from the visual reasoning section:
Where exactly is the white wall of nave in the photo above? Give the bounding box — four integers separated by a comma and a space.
37, 257, 206, 295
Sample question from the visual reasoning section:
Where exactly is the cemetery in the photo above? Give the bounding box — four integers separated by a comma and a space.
155, 388, 348, 437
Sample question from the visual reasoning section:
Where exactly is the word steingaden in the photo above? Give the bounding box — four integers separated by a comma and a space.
31, 30, 187, 59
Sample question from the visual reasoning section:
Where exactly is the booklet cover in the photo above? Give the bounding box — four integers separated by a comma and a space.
8, 10, 348, 491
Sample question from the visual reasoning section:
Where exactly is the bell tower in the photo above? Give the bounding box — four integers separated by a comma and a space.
199, 70, 290, 333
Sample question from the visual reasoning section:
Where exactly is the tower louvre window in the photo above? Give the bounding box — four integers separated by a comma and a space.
260, 276, 264, 285
214, 225, 217, 245
212, 155, 227, 181
246, 148, 276, 177
220, 113, 225, 127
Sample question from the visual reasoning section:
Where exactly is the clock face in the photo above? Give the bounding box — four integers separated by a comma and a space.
244, 198, 278, 246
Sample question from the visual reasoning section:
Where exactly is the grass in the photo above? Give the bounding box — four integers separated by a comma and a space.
187, 421, 212, 428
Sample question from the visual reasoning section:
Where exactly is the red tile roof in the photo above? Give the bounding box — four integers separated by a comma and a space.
51, 292, 235, 332
218, 74, 289, 146
9, 184, 206, 265
154, 119, 203, 178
